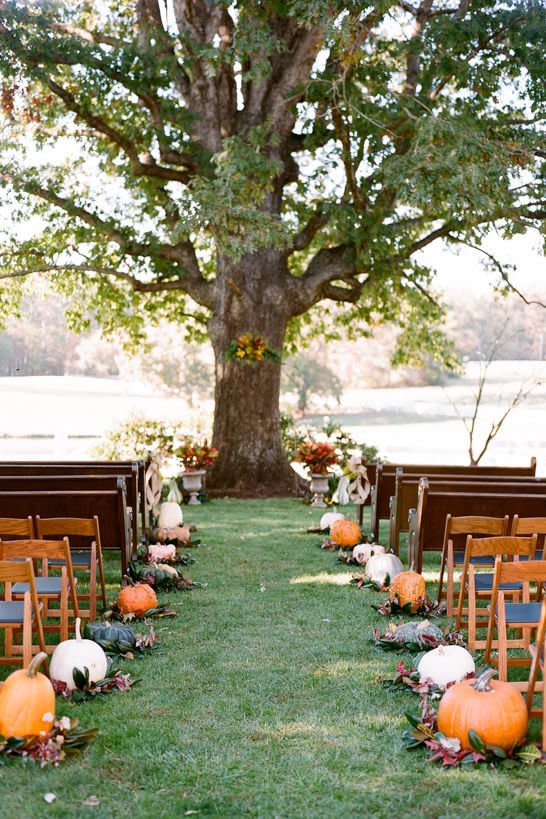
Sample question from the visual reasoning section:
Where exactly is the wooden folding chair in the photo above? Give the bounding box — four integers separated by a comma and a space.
35, 516, 107, 618
0, 517, 34, 538
484, 557, 545, 681
0, 558, 47, 667
526, 600, 546, 751
0, 539, 79, 646
456, 534, 537, 651
511, 515, 546, 558
436, 515, 509, 616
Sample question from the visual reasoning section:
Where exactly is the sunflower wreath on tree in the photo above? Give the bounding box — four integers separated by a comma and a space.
225, 333, 281, 363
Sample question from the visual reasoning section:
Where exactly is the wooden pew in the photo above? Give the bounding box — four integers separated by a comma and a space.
370, 458, 537, 540
390, 472, 546, 554
0, 475, 134, 555
408, 478, 546, 572
0, 486, 131, 578
0, 461, 144, 543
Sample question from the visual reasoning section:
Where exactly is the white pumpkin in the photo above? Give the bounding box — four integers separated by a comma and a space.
50, 618, 108, 690
417, 645, 475, 689
364, 553, 403, 585
352, 542, 385, 565
157, 501, 183, 529
320, 511, 344, 531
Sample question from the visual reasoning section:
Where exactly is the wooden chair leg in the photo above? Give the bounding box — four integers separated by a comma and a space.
22, 592, 32, 667
60, 568, 68, 642
497, 592, 508, 681
89, 543, 97, 620
446, 539, 455, 617
467, 569, 476, 652
97, 547, 107, 607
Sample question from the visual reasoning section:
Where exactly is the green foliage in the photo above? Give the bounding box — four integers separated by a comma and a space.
280, 413, 380, 467
0, 0, 544, 364
94, 417, 181, 460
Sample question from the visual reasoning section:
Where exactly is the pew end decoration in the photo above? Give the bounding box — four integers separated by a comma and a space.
0, 652, 97, 766
404, 670, 541, 767
417, 646, 475, 689
84, 621, 159, 659
365, 553, 403, 586
389, 570, 426, 612
373, 620, 465, 653
49, 618, 108, 691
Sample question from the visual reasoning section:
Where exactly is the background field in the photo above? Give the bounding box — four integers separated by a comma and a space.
2, 360, 545, 472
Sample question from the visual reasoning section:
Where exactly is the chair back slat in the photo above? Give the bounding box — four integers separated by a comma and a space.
0, 517, 34, 538
465, 534, 537, 558
494, 558, 546, 584
0, 557, 35, 582
447, 515, 509, 536
0, 538, 70, 561
35, 516, 100, 540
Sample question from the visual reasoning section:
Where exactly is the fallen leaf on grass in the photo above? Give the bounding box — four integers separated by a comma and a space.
83, 796, 101, 806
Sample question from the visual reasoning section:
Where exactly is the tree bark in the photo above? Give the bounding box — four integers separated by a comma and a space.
207, 248, 295, 495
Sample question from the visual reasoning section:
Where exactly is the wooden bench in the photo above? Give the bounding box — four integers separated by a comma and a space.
390, 472, 546, 554
0, 486, 131, 578
0, 474, 134, 554
370, 458, 537, 540
0, 461, 145, 540
408, 478, 546, 572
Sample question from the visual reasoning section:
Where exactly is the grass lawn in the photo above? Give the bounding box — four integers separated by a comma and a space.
1, 499, 544, 818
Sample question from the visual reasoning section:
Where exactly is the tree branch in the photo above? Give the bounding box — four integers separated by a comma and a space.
445, 233, 546, 308
291, 209, 330, 252
45, 78, 194, 184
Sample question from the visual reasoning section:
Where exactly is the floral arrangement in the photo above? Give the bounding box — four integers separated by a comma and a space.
225, 333, 281, 363
295, 439, 339, 475
174, 438, 219, 471
0, 717, 97, 767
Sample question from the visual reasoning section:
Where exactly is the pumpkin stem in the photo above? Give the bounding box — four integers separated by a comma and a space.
27, 651, 48, 678
472, 668, 497, 692
75, 617, 82, 640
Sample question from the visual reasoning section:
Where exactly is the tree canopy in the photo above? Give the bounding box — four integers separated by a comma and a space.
0, 0, 544, 491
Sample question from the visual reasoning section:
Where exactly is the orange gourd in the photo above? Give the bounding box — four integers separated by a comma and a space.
117, 583, 158, 617
330, 519, 362, 547
437, 669, 528, 751
0, 652, 55, 738
389, 570, 426, 611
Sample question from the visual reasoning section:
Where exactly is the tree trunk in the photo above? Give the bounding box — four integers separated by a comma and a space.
206, 249, 295, 495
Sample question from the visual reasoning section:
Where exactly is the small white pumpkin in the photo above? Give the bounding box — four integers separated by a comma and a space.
320, 511, 345, 531
351, 542, 385, 565
50, 618, 108, 690
364, 552, 404, 585
157, 501, 183, 529
417, 645, 475, 689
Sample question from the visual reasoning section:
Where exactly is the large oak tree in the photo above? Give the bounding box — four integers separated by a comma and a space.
0, 1, 544, 492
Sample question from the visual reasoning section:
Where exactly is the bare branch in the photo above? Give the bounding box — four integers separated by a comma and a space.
445, 233, 546, 308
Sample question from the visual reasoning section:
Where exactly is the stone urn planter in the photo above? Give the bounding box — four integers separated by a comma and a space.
310, 473, 329, 508
181, 469, 206, 505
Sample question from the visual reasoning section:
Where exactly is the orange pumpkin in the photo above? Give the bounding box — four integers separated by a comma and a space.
117, 583, 158, 617
437, 669, 528, 751
389, 570, 426, 611
330, 519, 362, 547
0, 652, 55, 738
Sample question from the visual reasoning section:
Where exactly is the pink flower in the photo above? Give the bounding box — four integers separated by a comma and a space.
148, 543, 176, 561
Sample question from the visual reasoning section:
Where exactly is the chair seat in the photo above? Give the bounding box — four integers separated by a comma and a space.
0, 601, 25, 623
498, 601, 543, 624
13, 577, 67, 595
454, 552, 495, 566
49, 552, 91, 567
473, 574, 522, 592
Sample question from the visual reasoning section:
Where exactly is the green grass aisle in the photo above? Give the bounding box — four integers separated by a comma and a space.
1, 499, 545, 818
